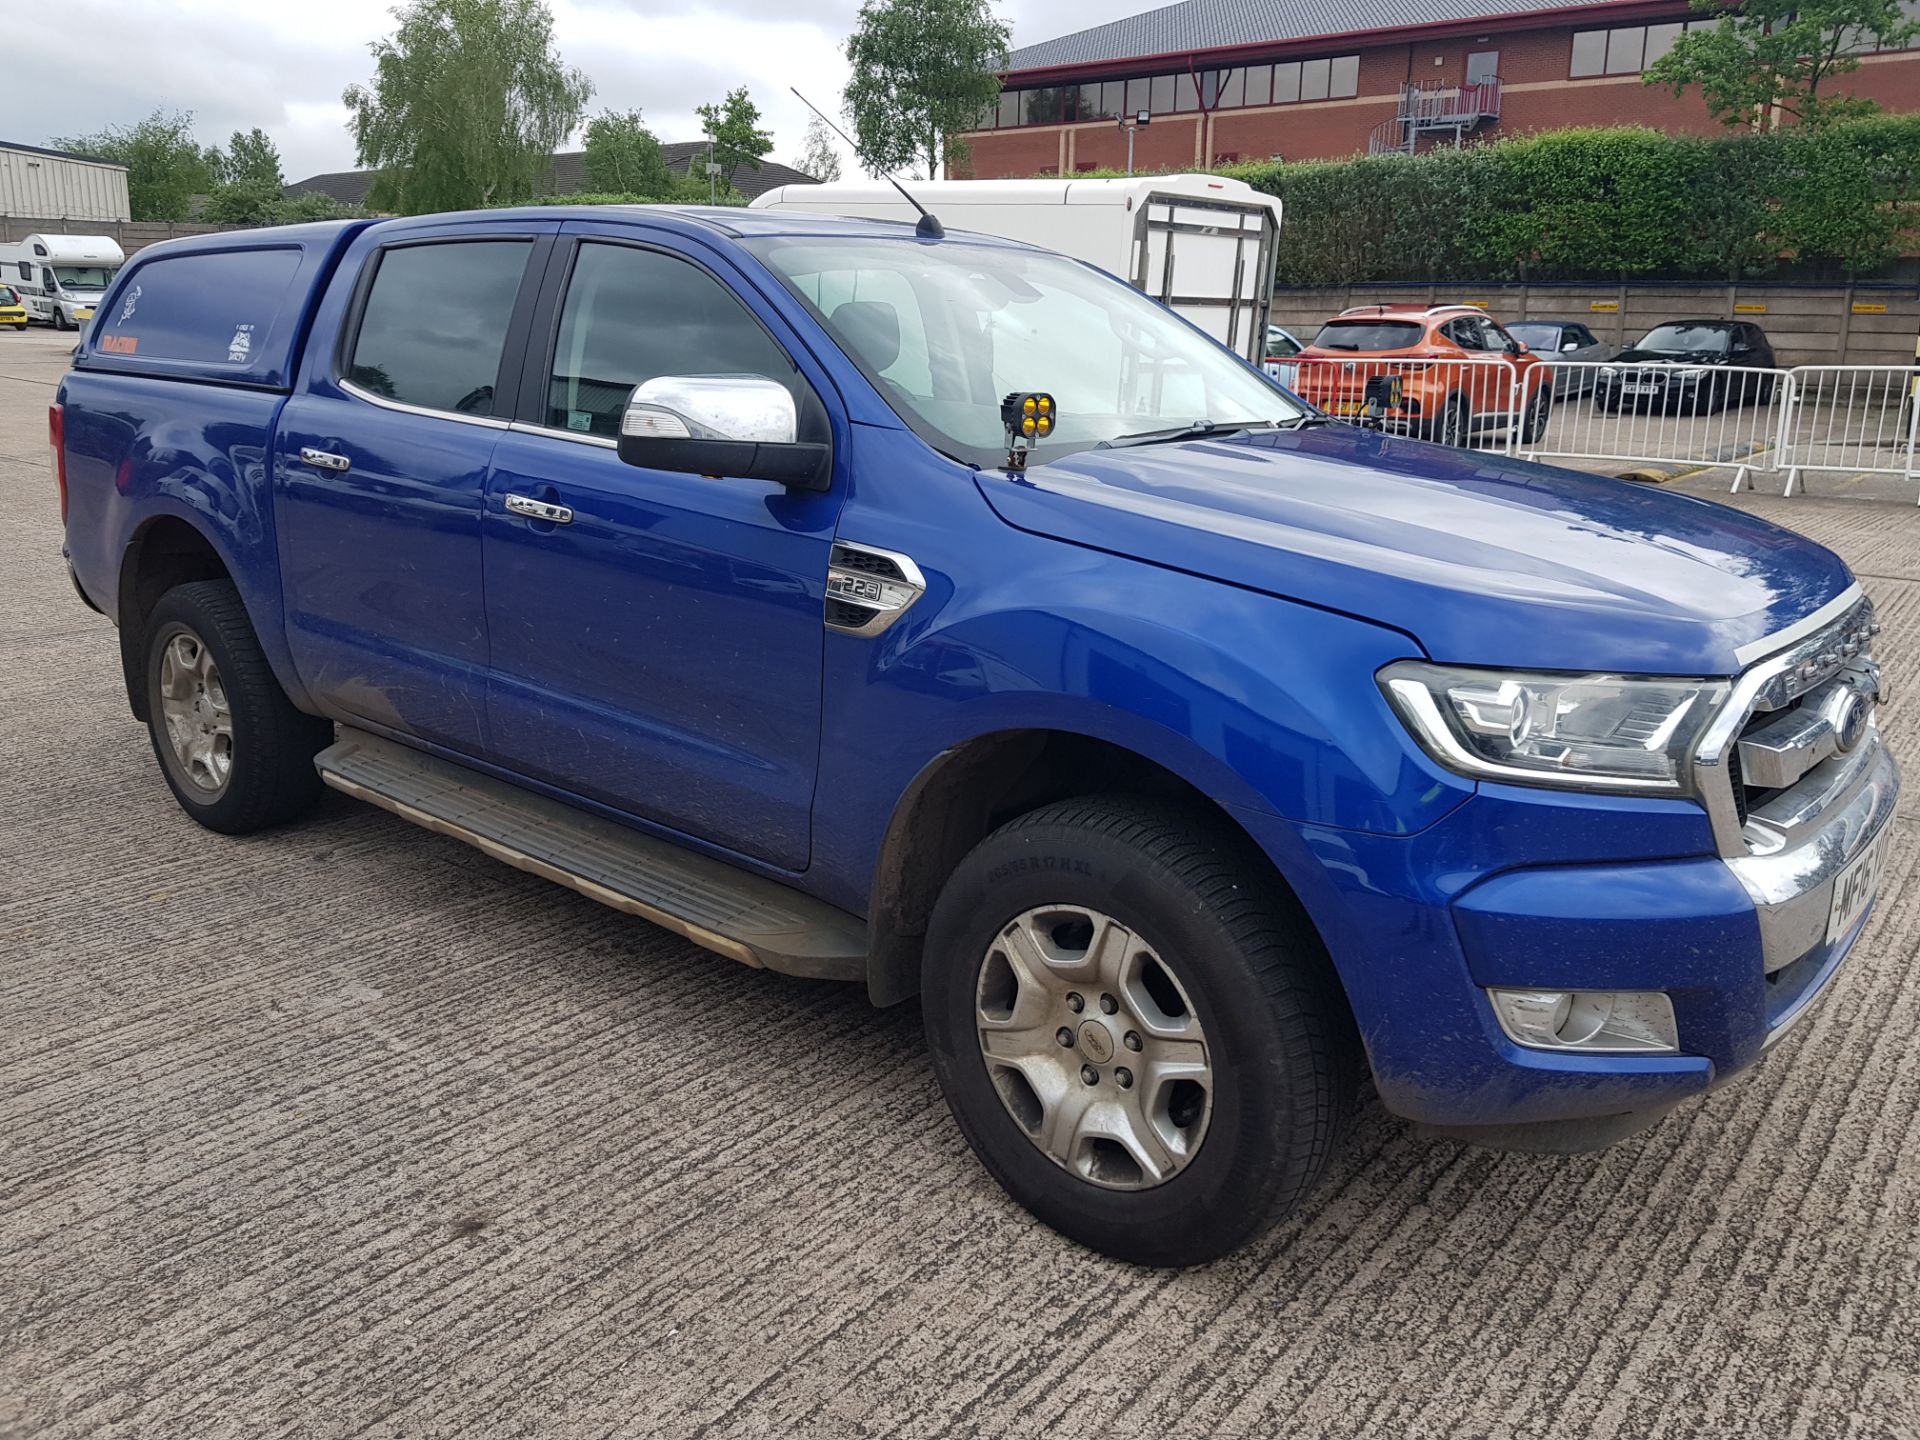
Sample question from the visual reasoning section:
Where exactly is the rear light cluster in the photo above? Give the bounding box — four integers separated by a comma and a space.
49, 403, 67, 522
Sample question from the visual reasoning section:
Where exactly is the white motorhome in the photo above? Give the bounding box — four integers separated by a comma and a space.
750, 175, 1283, 365
0, 234, 125, 329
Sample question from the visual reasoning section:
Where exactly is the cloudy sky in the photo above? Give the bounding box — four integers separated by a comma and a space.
12, 0, 1138, 184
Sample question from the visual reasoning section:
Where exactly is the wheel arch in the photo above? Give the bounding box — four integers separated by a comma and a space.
117, 515, 236, 721
864, 726, 1309, 1007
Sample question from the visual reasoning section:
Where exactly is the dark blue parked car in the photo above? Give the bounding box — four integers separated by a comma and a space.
54, 208, 1898, 1265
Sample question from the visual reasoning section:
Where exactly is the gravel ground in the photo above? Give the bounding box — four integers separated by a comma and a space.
2, 327, 1917, 1439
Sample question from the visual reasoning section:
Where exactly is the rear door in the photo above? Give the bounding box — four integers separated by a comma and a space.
275, 221, 556, 753
479, 227, 846, 869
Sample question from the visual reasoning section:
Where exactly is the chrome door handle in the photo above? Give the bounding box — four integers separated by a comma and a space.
299, 447, 351, 473
505, 493, 574, 525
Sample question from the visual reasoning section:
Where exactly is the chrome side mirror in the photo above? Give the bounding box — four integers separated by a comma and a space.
624, 375, 797, 443
617, 375, 829, 490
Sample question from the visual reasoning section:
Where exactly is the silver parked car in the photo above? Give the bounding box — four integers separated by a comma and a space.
1507, 321, 1614, 395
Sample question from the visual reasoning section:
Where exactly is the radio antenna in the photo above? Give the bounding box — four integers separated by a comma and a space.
789, 87, 944, 239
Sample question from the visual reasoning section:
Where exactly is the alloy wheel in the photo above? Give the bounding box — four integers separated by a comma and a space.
157, 629, 233, 795
974, 905, 1213, 1191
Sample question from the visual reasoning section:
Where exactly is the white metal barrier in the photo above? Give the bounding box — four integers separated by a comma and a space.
1519, 360, 1788, 492
1775, 366, 1920, 496
1287, 354, 1920, 502
1289, 355, 1545, 449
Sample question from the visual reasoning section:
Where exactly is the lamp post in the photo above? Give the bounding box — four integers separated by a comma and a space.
1117, 109, 1151, 175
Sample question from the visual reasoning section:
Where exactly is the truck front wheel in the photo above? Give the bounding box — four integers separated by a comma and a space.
142, 581, 332, 834
922, 796, 1361, 1266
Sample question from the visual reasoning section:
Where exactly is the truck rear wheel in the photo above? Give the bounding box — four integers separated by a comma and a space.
142, 581, 332, 834
921, 796, 1360, 1266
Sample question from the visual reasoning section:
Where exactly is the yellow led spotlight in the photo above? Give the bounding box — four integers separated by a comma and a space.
1001, 392, 1057, 470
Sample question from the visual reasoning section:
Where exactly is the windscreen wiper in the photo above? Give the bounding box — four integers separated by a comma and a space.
1099, 420, 1275, 450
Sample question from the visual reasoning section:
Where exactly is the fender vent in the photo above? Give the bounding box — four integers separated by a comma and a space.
824, 541, 926, 636
830, 544, 906, 580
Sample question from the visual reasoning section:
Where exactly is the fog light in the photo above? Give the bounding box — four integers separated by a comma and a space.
1489, 989, 1679, 1054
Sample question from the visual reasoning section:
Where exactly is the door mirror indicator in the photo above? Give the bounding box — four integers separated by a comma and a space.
617, 376, 830, 490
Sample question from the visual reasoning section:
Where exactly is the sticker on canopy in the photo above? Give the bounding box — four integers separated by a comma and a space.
100, 334, 138, 354
227, 323, 255, 364
117, 284, 141, 325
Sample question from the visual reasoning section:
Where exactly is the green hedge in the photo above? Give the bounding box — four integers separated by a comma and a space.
1201, 119, 1920, 285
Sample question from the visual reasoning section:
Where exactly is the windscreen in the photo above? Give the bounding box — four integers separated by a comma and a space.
1310, 320, 1424, 351
1636, 324, 1731, 355
53, 266, 116, 291
1507, 323, 1560, 350
744, 235, 1304, 468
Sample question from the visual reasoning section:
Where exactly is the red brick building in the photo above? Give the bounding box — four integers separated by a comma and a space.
957, 0, 1920, 176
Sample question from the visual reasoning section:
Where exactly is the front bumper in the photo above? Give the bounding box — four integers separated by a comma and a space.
1232, 737, 1899, 1135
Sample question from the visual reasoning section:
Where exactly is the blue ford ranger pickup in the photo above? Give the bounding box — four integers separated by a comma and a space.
56, 209, 1898, 1266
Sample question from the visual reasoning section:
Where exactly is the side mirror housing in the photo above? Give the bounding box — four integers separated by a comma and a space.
617, 375, 831, 491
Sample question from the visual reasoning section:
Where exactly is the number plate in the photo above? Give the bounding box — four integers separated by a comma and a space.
1826, 826, 1891, 943
1331, 400, 1366, 416
1622, 383, 1659, 395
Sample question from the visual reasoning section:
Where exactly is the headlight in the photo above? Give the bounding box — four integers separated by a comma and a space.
1379, 661, 1729, 793
1598, 365, 1618, 378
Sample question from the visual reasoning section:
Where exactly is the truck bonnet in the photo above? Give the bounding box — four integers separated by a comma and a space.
975, 425, 1853, 676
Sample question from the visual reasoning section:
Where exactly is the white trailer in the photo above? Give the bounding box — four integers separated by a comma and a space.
0, 233, 125, 329
750, 175, 1283, 365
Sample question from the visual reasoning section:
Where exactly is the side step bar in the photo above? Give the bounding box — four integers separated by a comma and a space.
315, 728, 868, 981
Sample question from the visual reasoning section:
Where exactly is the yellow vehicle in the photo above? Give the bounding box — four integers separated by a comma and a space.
0, 285, 26, 330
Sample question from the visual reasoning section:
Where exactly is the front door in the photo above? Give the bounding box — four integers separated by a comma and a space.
481, 232, 845, 869
276, 226, 552, 751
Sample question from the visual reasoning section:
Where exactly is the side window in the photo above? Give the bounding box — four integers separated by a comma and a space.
346, 240, 532, 415
43, 268, 58, 291
16, 262, 29, 283
543, 242, 815, 439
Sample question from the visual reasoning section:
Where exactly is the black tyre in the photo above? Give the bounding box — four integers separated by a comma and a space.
51, 306, 70, 332
922, 796, 1362, 1267
142, 580, 332, 834
1521, 385, 1553, 445
1432, 393, 1470, 447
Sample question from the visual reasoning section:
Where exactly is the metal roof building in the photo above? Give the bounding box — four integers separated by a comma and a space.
0, 142, 131, 223
961, 0, 1920, 174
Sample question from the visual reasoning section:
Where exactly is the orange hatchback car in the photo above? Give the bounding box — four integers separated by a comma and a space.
1290, 304, 1553, 447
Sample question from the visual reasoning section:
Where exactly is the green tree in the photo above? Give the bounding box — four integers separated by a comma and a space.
213, 127, 284, 187
695, 87, 773, 191
583, 109, 671, 195
1644, 0, 1920, 129
843, 0, 1007, 179
343, 0, 593, 214
793, 115, 844, 182
50, 108, 215, 221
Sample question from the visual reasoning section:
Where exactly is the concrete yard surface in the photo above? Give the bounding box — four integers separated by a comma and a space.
2, 326, 1917, 1438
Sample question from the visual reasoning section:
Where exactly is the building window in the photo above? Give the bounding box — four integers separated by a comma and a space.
1569, 29, 1607, 75
976, 50, 1363, 131
1572, 20, 1714, 77
1300, 56, 1331, 101
1605, 27, 1645, 74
